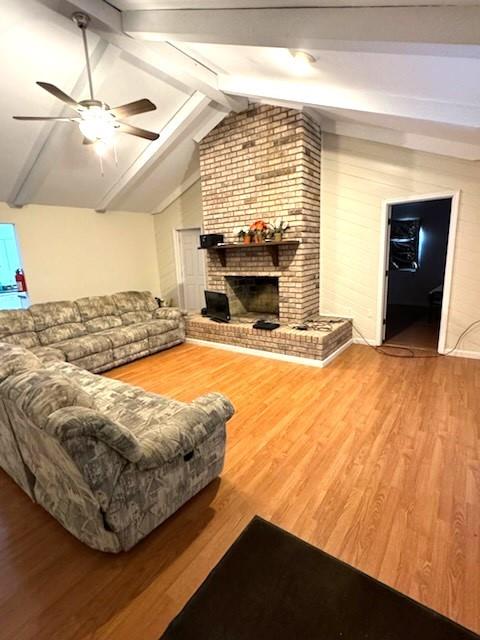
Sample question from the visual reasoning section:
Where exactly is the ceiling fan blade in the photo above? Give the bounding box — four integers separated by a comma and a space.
117, 122, 159, 141
13, 116, 79, 122
37, 82, 80, 110
82, 137, 94, 145
109, 99, 156, 119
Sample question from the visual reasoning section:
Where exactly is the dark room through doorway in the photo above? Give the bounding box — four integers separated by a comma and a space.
383, 197, 452, 351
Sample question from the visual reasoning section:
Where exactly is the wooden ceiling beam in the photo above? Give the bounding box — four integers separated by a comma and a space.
123, 6, 480, 56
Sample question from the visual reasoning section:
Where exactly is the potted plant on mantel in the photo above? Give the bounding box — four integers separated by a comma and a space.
234, 226, 255, 244
269, 218, 290, 242
250, 219, 269, 243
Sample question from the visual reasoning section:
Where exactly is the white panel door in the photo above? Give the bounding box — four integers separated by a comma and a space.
178, 228, 206, 311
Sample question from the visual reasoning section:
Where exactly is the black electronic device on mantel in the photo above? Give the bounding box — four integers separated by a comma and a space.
205, 290, 230, 323
200, 233, 224, 248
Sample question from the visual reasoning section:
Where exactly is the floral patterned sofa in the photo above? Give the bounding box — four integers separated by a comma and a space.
0, 290, 185, 372
0, 341, 234, 552
0, 292, 235, 551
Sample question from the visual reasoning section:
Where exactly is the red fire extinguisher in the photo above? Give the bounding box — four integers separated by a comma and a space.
15, 269, 27, 293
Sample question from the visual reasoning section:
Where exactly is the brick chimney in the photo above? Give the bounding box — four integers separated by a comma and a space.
199, 104, 321, 324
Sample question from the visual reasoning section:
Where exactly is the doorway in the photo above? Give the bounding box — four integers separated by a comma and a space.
0, 224, 28, 310
175, 227, 206, 311
378, 194, 458, 352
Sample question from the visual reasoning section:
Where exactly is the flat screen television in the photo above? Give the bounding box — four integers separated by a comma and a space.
205, 290, 230, 323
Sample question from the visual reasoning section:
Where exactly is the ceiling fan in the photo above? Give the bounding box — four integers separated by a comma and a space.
13, 12, 160, 154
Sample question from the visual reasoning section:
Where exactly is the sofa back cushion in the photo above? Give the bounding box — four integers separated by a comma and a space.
0, 310, 40, 348
112, 291, 158, 326
0, 342, 42, 383
30, 301, 87, 345
0, 370, 93, 428
75, 295, 122, 333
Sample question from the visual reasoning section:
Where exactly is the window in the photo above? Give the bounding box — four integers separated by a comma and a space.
389, 218, 421, 272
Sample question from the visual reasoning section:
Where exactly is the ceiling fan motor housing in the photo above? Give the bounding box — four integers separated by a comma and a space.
79, 100, 112, 111
72, 12, 90, 29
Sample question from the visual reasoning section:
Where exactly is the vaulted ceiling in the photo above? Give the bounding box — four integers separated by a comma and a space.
3, 0, 480, 213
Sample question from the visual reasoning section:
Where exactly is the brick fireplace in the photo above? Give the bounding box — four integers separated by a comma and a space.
199, 103, 321, 324
186, 103, 352, 365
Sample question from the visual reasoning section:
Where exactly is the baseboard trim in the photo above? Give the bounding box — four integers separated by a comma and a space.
186, 337, 353, 368
352, 338, 480, 360
445, 348, 480, 360
352, 337, 378, 347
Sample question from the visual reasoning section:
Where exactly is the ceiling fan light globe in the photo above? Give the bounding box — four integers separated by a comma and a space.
79, 106, 116, 141
79, 120, 98, 141
95, 140, 110, 157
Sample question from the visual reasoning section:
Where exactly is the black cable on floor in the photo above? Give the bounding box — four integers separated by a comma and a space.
350, 319, 480, 359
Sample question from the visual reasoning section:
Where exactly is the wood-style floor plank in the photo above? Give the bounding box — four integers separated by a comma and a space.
0, 343, 479, 639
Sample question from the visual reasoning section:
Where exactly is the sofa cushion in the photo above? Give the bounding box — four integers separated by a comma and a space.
99, 324, 148, 348
138, 291, 158, 312
0, 310, 40, 348
153, 308, 185, 322
0, 342, 42, 383
137, 319, 178, 338
75, 295, 122, 333
30, 345, 66, 364
0, 370, 93, 428
148, 330, 183, 354
30, 301, 87, 346
52, 334, 113, 361
112, 291, 158, 326
45, 359, 155, 404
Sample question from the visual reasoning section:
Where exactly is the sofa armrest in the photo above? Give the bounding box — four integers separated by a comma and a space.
45, 406, 142, 463
153, 307, 187, 321
44, 407, 136, 511
137, 392, 234, 470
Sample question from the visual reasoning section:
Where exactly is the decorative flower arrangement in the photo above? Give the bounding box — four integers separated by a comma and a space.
249, 219, 269, 243
268, 218, 290, 242
234, 218, 290, 244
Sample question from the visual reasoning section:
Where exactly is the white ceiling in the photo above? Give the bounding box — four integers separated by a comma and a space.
2, 0, 480, 213
183, 45, 480, 105
177, 41, 480, 157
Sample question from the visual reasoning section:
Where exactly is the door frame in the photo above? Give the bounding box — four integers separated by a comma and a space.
173, 226, 206, 310
376, 190, 460, 354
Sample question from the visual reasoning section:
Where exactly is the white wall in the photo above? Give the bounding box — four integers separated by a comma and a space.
320, 134, 480, 355
153, 180, 203, 307
0, 202, 160, 303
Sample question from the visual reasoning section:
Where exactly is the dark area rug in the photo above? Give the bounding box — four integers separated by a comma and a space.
161, 516, 479, 640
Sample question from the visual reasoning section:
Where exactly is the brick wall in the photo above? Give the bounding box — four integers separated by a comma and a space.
199, 103, 321, 324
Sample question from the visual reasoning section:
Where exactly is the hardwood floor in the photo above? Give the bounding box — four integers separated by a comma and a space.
0, 343, 479, 639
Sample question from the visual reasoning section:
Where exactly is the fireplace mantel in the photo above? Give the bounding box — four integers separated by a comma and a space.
200, 240, 300, 267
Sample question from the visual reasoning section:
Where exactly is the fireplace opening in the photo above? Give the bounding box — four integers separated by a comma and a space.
225, 276, 279, 321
